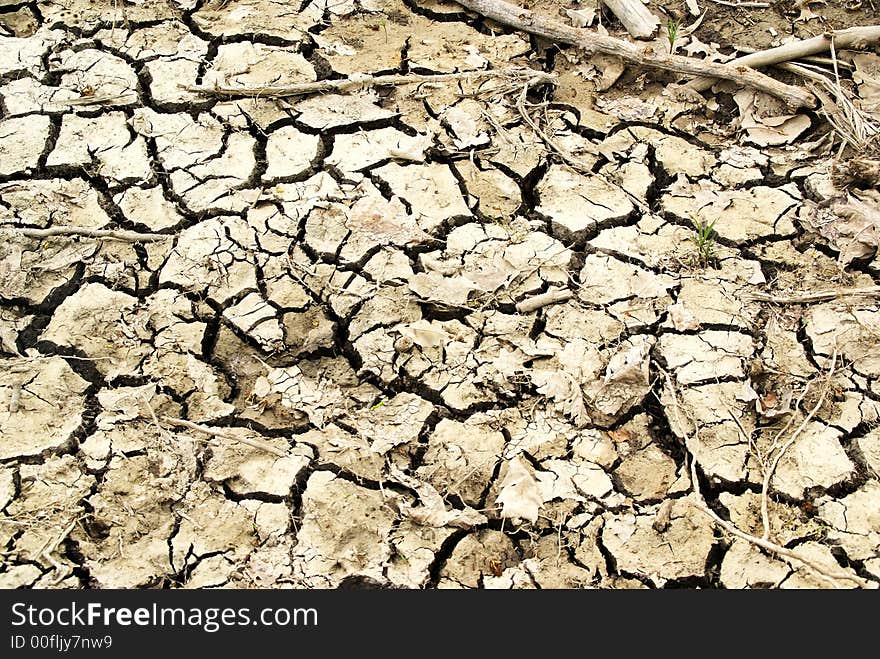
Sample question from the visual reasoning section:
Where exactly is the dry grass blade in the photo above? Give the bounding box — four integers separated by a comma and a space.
744, 286, 880, 304
5, 226, 172, 243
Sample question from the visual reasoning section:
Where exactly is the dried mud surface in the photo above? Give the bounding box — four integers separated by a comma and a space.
1, 0, 879, 589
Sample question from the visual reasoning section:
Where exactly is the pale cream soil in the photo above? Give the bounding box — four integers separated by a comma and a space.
0, 0, 878, 589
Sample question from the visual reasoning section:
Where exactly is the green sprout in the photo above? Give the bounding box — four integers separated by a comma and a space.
666, 18, 679, 54
688, 215, 718, 267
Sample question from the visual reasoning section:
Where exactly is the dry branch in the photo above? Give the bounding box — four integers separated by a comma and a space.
163, 416, 288, 457
759, 350, 836, 541
6, 226, 171, 242
451, 0, 816, 107
687, 26, 880, 92
600, 0, 660, 40
185, 68, 554, 99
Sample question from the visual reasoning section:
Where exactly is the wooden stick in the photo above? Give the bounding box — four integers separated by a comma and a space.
163, 416, 288, 457
515, 288, 573, 313
451, 0, 816, 107
184, 67, 555, 99
6, 226, 171, 242
687, 26, 880, 92
600, 0, 660, 40
744, 286, 880, 304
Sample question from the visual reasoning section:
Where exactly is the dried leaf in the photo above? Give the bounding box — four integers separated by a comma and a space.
607, 429, 633, 443
735, 380, 760, 403
590, 54, 625, 92
803, 191, 880, 266
397, 319, 453, 349
563, 7, 596, 28
533, 370, 591, 427
852, 53, 880, 113
604, 341, 650, 385
495, 456, 541, 523
407, 272, 478, 306
733, 89, 811, 146
394, 471, 488, 529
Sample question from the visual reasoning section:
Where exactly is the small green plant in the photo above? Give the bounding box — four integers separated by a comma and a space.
689, 215, 718, 266
666, 18, 679, 54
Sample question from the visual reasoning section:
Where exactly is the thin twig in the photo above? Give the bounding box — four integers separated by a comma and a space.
6, 226, 172, 243
140, 396, 178, 445
744, 286, 880, 304
515, 80, 593, 176
760, 349, 837, 541
184, 68, 555, 99
663, 370, 871, 588
38, 516, 81, 585
704, 0, 769, 7
162, 416, 287, 457
689, 459, 869, 589
515, 78, 652, 214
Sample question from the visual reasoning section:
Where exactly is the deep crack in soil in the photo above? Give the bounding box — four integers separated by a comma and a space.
0, 0, 879, 590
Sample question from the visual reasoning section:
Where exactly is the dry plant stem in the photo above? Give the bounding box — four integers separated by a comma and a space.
687, 25, 880, 92
163, 416, 287, 457
663, 371, 870, 589
760, 349, 837, 541
515, 287, 573, 312
451, 0, 815, 107
746, 286, 880, 304
39, 517, 80, 584
515, 80, 652, 213
704, 0, 769, 7
184, 68, 554, 99
516, 82, 594, 176
688, 459, 870, 589
140, 396, 179, 445
8, 226, 170, 242
600, 0, 660, 40
57, 93, 138, 106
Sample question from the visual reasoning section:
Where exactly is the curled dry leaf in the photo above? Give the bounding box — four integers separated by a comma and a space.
733, 89, 811, 146
563, 7, 597, 28
852, 53, 880, 114
392, 469, 487, 530
495, 455, 542, 523
793, 0, 825, 22
804, 191, 880, 266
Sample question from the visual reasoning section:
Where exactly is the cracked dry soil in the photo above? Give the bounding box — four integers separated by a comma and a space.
1, 0, 879, 590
